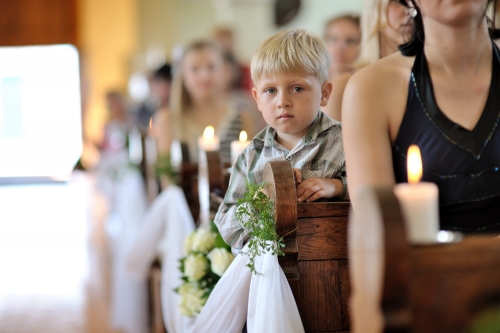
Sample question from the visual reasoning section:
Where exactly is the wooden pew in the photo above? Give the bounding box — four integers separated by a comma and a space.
263, 161, 351, 333
350, 187, 500, 333
141, 145, 227, 333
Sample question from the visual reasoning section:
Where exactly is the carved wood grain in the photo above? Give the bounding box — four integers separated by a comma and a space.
297, 217, 348, 261
298, 261, 343, 332
297, 202, 350, 218
338, 260, 351, 330
263, 161, 297, 237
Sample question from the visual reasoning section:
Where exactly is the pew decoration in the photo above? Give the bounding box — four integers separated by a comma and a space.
236, 180, 285, 275
176, 222, 234, 317
153, 152, 178, 183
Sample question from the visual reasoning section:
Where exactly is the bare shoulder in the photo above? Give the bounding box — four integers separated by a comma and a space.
322, 72, 354, 121
347, 52, 413, 96
343, 52, 414, 141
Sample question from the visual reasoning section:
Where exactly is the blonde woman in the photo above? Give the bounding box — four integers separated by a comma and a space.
153, 40, 257, 164
323, 0, 410, 121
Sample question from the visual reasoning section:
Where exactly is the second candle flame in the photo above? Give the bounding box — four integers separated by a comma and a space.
239, 131, 247, 142
203, 126, 215, 139
407, 145, 422, 184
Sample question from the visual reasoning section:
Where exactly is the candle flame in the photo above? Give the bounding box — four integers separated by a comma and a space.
203, 126, 215, 139
407, 145, 422, 184
239, 131, 247, 142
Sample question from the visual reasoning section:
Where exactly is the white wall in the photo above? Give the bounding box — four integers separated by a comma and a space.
280, 0, 365, 36
137, 0, 365, 65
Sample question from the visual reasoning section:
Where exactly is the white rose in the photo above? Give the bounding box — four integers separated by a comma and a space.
184, 254, 208, 281
178, 282, 206, 317
184, 232, 195, 255
191, 228, 216, 253
207, 248, 235, 276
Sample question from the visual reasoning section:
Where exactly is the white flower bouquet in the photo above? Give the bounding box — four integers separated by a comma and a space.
176, 222, 234, 317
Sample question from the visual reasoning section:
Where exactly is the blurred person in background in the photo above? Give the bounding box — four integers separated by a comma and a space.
212, 26, 253, 94
99, 91, 134, 153
151, 39, 257, 163
92, 90, 149, 333
323, 0, 411, 121
214, 27, 266, 140
324, 14, 361, 81
135, 63, 172, 132
126, 39, 258, 333
321, 14, 361, 120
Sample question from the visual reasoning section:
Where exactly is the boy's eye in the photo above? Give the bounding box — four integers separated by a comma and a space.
292, 86, 304, 92
265, 88, 277, 94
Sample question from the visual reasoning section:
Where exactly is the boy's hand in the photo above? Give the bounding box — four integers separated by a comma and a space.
296, 178, 343, 203
293, 168, 303, 184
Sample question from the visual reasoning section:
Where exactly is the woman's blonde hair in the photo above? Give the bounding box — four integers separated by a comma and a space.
170, 40, 223, 117
251, 28, 332, 84
356, 0, 391, 68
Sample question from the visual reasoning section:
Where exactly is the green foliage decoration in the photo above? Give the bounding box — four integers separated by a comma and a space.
236, 180, 285, 275
154, 152, 178, 183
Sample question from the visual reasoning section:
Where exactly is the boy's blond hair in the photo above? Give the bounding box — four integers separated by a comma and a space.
251, 28, 332, 84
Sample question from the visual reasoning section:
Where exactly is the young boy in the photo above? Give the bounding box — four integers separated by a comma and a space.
214, 28, 347, 253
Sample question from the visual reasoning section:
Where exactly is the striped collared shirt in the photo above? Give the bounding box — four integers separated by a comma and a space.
214, 111, 346, 253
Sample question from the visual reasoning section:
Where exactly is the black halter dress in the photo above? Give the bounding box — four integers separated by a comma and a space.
392, 41, 500, 232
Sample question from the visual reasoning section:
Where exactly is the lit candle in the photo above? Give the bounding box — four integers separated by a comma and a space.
146, 118, 157, 165
393, 145, 439, 244
198, 126, 220, 151
230, 131, 250, 164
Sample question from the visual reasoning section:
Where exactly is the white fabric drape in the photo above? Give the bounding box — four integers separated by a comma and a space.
106, 168, 149, 333
192, 243, 305, 333
126, 185, 304, 333
126, 185, 196, 333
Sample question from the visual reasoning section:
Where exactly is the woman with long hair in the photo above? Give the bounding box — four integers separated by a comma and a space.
155, 40, 256, 164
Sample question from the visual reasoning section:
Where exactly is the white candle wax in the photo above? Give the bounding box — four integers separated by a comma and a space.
394, 182, 439, 244
198, 136, 220, 151
230, 131, 250, 164
198, 126, 220, 152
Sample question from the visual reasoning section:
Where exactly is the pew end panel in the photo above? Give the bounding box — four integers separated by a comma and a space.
264, 161, 351, 333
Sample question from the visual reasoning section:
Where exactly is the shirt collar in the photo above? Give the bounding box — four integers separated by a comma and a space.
252, 111, 337, 149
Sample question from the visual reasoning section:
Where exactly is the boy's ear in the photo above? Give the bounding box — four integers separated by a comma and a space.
252, 87, 263, 113
320, 81, 333, 107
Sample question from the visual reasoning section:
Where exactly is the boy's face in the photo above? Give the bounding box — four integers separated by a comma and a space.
252, 72, 332, 143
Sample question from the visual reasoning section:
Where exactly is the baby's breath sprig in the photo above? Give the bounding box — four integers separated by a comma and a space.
236, 180, 285, 275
